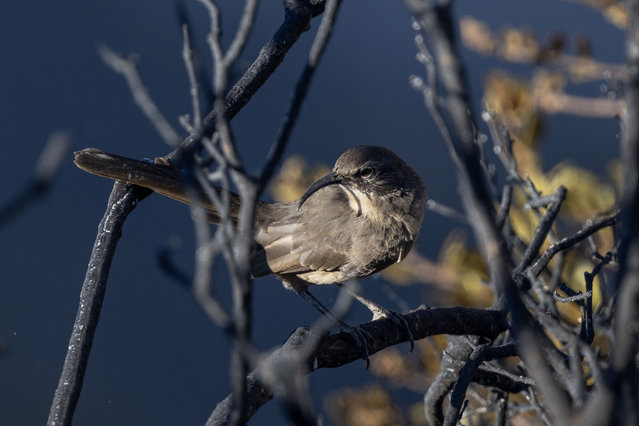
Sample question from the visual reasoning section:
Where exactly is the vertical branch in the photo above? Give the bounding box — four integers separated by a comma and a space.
182, 24, 202, 129
406, 0, 510, 300
423, 336, 472, 425
197, 1, 342, 423
195, 2, 265, 424
227, 181, 256, 426
192, 205, 231, 329
197, 0, 245, 167
225, 0, 260, 65
577, 2, 639, 423
194, 2, 340, 423
47, 183, 149, 426
443, 344, 487, 425
614, 0, 639, 366
259, 0, 343, 191
406, 1, 572, 423
98, 45, 182, 147
0, 132, 70, 230
609, 0, 639, 422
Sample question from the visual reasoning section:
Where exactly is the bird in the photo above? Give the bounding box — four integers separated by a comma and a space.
74, 145, 426, 361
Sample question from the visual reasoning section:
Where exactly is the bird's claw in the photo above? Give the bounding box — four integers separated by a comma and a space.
385, 310, 415, 352
372, 308, 414, 352
338, 321, 372, 368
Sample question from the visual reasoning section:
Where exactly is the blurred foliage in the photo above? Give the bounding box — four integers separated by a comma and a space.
323, 338, 450, 426
461, 16, 624, 119
574, 0, 627, 28
269, 155, 330, 203
324, 385, 405, 426
268, 5, 621, 423
459, 15, 625, 83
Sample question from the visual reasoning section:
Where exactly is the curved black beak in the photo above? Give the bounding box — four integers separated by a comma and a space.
297, 171, 343, 210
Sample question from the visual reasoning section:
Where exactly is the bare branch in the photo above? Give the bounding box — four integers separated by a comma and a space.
576, 1, 639, 424
527, 213, 619, 278
259, 0, 343, 191
210, 307, 507, 425
193, 3, 264, 424
407, 0, 512, 307
165, 0, 327, 165
98, 45, 182, 147
192, 208, 231, 329
513, 186, 567, 279
495, 184, 513, 232
445, 344, 488, 425
156, 236, 192, 286
47, 182, 148, 426
425, 199, 468, 223
0, 131, 70, 230
182, 24, 202, 129
225, 0, 259, 66
553, 288, 592, 303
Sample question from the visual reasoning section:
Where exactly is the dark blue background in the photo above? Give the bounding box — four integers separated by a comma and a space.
0, 1, 622, 424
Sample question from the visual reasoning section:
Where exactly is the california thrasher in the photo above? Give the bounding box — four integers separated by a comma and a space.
75, 145, 426, 359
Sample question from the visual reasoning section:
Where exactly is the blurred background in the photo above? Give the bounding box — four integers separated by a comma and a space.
0, 0, 623, 424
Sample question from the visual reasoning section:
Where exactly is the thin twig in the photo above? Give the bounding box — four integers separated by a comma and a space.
259, 0, 343, 191
478, 363, 536, 387
528, 214, 619, 278
192, 206, 231, 329
553, 288, 592, 303
225, 0, 259, 66
581, 252, 612, 343
164, 1, 327, 165
195, 2, 262, 424
156, 236, 192, 286
98, 45, 181, 147
425, 199, 468, 223
0, 131, 70, 230
513, 186, 567, 278
182, 24, 202, 129
445, 345, 488, 425
495, 184, 513, 232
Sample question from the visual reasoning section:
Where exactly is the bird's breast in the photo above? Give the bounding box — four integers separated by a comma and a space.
340, 185, 390, 224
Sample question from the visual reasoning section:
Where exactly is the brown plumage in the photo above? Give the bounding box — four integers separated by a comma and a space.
75, 146, 425, 290
75, 146, 426, 358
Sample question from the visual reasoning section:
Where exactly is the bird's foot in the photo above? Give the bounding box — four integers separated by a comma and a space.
334, 283, 415, 352
296, 288, 373, 367
370, 306, 415, 352
337, 320, 372, 368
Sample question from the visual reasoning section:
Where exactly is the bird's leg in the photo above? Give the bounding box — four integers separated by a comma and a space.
335, 283, 415, 351
297, 289, 372, 367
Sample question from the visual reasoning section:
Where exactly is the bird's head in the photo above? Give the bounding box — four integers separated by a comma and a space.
298, 146, 426, 217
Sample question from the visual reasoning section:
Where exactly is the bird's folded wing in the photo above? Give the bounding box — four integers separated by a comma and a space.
252, 211, 351, 277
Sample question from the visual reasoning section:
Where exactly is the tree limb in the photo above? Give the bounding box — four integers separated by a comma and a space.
47, 182, 149, 426
208, 307, 507, 425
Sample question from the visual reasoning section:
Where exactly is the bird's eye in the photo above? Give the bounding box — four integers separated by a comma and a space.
359, 167, 374, 178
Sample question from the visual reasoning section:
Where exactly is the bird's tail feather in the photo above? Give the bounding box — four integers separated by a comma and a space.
74, 148, 239, 223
